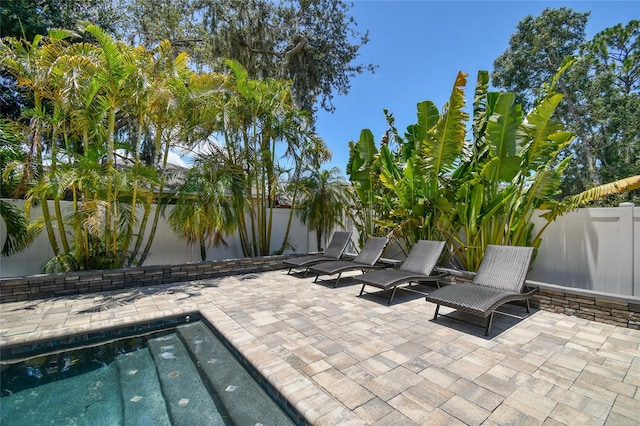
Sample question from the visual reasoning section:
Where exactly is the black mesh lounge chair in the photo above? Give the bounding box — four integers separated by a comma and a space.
425, 244, 537, 336
309, 236, 389, 287
283, 231, 352, 276
354, 240, 447, 305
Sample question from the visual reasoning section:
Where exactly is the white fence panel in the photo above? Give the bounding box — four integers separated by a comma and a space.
530, 204, 637, 296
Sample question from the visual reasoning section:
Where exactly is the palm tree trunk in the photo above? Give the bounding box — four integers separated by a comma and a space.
50, 120, 70, 254
199, 237, 207, 262
277, 185, 299, 254
316, 228, 322, 252
31, 98, 60, 257
105, 106, 117, 257
138, 131, 172, 265
122, 112, 144, 258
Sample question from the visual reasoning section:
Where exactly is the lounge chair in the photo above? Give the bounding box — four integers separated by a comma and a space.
425, 244, 537, 336
308, 236, 389, 287
354, 240, 447, 305
283, 231, 352, 276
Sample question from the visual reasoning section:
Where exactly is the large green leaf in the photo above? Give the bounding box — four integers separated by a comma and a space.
347, 129, 378, 188
521, 93, 569, 168
379, 145, 401, 191
1, 201, 41, 256
543, 174, 640, 221
481, 156, 522, 182
415, 100, 439, 145
472, 70, 490, 142
485, 92, 524, 182
420, 71, 468, 178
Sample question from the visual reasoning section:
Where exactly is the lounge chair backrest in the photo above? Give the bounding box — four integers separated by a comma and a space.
473, 245, 533, 292
353, 237, 389, 266
323, 231, 353, 259
400, 240, 445, 275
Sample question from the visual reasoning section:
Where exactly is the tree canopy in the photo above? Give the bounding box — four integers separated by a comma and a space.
115, 0, 375, 113
2, 0, 374, 119
492, 8, 639, 201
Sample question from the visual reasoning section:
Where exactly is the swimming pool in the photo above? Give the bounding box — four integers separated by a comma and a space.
1, 320, 299, 425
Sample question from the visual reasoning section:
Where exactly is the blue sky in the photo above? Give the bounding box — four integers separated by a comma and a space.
313, 0, 640, 175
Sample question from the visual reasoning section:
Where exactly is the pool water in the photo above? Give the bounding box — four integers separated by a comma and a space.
1, 322, 298, 425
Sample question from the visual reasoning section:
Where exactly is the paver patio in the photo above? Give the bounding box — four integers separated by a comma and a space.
1, 270, 639, 425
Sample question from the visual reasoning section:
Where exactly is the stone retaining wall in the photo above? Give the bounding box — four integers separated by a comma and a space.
0, 255, 291, 303
529, 281, 640, 330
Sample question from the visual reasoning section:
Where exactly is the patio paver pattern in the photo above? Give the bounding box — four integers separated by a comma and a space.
1, 270, 639, 425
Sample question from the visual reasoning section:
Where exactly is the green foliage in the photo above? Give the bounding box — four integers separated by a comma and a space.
492, 7, 589, 111
168, 157, 236, 262
346, 129, 381, 238
492, 8, 639, 202
115, 0, 374, 113
1, 27, 209, 270
0, 200, 40, 256
210, 59, 326, 257
2, 24, 332, 268
296, 167, 350, 251
348, 67, 639, 271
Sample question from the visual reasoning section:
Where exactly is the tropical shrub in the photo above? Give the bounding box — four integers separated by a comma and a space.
348, 65, 640, 270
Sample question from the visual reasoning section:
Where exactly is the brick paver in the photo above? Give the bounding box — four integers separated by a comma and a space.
1, 270, 639, 425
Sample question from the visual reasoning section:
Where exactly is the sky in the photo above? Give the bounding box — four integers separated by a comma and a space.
313, 0, 640, 175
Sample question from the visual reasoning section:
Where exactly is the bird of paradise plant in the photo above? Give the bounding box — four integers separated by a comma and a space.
349, 62, 640, 271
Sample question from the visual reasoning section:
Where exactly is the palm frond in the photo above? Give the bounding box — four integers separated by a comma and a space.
541, 175, 640, 221
1, 201, 41, 256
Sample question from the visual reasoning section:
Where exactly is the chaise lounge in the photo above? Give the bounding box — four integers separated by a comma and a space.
355, 240, 448, 305
283, 231, 352, 276
308, 236, 389, 287
425, 244, 537, 336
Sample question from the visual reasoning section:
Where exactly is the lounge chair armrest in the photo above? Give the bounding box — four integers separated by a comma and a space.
432, 270, 451, 279
378, 258, 404, 268
435, 267, 475, 282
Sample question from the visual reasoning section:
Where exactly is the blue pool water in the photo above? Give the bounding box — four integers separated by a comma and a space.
1, 321, 299, 425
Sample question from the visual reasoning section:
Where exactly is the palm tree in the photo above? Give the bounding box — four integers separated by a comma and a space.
168, 156, 236, 262
210, 60, 322, 257
277, 132, 331, 254
297, 167, 351, 251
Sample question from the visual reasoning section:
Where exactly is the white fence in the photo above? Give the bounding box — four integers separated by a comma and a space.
0, 199, 321, 277
529, 203, 638, 297
1, 199, 638, 297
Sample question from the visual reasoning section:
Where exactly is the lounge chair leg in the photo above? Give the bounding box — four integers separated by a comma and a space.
287, 268, 292, 275
314, 274, 319, 283
526, 299, 531, 313
303, 268, 308, 278
433, 305, 440, 320
359, 284, 366, 296
334, 273, 342, 288
388, 287, 398, 305
485, 313, 494, 336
